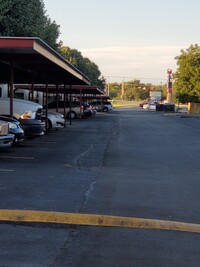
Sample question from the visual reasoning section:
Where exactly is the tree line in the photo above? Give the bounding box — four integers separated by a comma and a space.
108, 80, 166, 101
1, 0, 200, 102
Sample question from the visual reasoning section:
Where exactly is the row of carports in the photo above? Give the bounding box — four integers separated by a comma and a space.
0, 37, 109, 122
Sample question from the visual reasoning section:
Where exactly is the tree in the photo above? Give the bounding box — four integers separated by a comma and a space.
41, 16, 61, 50
107, 80, 158, 100
123, 80, 149, 101
173, 44, 200, 103
0, 0, 60, 50
108, 83, 121, 99
0, 0, 105, 87
59, 46, 105, 89
83, 57, 104, 87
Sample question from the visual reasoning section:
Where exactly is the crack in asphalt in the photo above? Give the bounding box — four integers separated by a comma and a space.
72, 144, 96, 170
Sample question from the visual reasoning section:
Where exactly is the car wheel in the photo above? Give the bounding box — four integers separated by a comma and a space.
103, 107, 108, 112
67, 111, 76, 119
47, 119, 52, 130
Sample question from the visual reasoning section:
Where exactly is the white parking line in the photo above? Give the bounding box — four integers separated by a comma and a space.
31, 141, 56, 144
0, 156, 34, 160
0, 169, 14, 172
26, 147, 48, 150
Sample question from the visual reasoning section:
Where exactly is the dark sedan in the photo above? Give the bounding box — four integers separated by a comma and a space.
1, 114, 45, 138
0, 115, 25, 145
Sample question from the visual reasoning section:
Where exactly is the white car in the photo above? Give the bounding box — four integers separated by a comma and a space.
90, 101, 113, 112
143, 102, 157, 110
143, 103, 150, 109
42, 110, 65, 130
45, 101, 83, 119
148, 103, 157, 110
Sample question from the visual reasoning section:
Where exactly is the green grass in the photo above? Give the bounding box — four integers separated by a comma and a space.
112, 100, 139, 108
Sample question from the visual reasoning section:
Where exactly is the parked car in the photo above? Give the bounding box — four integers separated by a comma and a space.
143, 101, 158, 110
148, 102, 157, 111
142, 103, 150, 110
0, 115, 24, 145
81, 102, 94, 117
0, 98, 45, 137
139, 102, 148, 108
42, 110, 65, 130
45, 101, 83, 119
139, 102, 144, 108
164, 103, 175, 113
90, 101, 113, 112
0, 120, 15, 150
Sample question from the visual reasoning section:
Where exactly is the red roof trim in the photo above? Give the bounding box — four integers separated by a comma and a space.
0, 39, 34, 49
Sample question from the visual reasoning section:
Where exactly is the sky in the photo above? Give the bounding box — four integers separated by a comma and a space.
43, 0, 200, 84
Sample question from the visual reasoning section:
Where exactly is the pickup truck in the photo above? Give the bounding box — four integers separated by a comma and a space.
0, 98, 45, 136
0, 120, 15, 150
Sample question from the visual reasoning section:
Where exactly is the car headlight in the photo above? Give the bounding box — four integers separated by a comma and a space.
8, 122, 17, 129
52, 114, 64, 118
56, 114, 64, 118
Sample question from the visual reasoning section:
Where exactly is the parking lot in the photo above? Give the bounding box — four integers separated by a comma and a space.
0, 113, 112, 213
1, 107, 200, 266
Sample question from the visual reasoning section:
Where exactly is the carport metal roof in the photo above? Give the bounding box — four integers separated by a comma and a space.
14, 84, 104, 95
0, 37, 91, 85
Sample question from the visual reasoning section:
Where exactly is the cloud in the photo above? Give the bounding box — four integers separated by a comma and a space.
80, 45, 187, 84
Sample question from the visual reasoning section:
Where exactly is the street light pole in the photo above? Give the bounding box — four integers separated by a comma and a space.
166, 69, 173, 103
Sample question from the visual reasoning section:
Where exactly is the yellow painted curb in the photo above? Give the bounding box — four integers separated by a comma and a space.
0, 210, 199, 234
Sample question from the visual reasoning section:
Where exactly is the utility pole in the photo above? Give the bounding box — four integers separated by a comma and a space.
106, 76, 110, 96
121, 78, 125, 100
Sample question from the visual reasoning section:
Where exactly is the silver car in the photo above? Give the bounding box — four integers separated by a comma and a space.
90, 101, 113, 112
45, 101, 84, 119
42, 110, 65, 131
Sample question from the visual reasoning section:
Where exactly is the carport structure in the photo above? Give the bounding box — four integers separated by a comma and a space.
0, 36, 95, 117
14, 84, 105, 105
14, 84, 106, 121
14, 84, 106, 123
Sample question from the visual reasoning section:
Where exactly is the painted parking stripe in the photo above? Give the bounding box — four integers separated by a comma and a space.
0, 156, 34, 160
26, 147, 48, 150
0, 169, 14, 172
0, 210, 200, 234
30, 141, 57, 144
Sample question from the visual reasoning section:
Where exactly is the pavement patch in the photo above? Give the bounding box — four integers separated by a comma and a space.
0, 210, 200, 234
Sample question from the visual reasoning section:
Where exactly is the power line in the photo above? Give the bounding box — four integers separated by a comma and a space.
106, 75, 167, 82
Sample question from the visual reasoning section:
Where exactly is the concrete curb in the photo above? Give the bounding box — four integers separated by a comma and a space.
0, 210, 200, 234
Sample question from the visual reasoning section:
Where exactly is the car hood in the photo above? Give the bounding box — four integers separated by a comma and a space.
0, 116, 20, 124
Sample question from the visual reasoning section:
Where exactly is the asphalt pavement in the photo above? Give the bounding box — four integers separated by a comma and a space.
0, 108, 200, 266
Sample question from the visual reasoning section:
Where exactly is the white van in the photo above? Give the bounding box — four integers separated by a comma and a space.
0, 98, 45, 136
